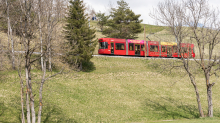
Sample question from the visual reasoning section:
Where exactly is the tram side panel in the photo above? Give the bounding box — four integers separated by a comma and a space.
147, 41, 160, 57
98, 38, 195, 58
113, 39, 126, 55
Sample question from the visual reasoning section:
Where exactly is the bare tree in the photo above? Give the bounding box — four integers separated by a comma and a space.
37, 0, 44, 71
16, 0, 66, 122
18, 1, 37, 122
151, 0, 220, 117
5, 0, 15, 70
37, 0, 67, 71
185, 0, 220, 117
37, 0, 65, 71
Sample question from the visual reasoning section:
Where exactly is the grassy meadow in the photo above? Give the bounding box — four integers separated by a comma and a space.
1, 57, 220, 122
1, 21, 220, 122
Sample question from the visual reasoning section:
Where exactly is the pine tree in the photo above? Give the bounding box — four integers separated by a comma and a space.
63, 0, 96, 70
102, 0, 143, 39
96, 12, 109, 32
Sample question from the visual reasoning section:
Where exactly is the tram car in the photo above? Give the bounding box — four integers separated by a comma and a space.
98, 38, 195, 58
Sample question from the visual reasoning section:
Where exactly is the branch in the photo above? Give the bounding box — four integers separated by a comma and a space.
170, 73, 187, 87
44, 67, 64, 81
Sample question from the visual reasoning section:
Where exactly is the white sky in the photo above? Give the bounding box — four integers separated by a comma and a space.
84, 0, 220, 25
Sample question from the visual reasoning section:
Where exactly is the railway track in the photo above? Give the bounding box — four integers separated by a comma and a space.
7, 50, 215, 61
93, 54, 203, 61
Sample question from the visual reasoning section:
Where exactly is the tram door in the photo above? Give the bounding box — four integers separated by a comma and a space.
135, 44, 140, 56
167, 46, 172, 57
111, 43, 114, 54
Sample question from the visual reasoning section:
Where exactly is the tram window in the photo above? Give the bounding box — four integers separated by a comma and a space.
116, 43, 125, 50
141, 45, 145, 51
99, 42, 108, 49
129, 43, 134, 51
173, 46, 177, 53
150, 45, 158, 52
162, 46, 166, 52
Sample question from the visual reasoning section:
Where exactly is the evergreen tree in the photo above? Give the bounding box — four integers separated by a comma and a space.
63, 0, 96, 70
96, 11, 109, 32
102, 0, 143, 39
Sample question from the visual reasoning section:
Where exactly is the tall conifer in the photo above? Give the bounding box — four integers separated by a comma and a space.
63, 0, 96, 70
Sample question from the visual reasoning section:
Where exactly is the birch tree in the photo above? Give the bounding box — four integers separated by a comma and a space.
37, 0, 44, 71
16, 0, 65, 122
4, 0, 15, 70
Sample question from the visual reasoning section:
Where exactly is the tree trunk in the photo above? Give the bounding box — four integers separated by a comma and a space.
18, 53, 25, 123
6, 0, 15, 70
28, 67, 36, 123
47, 1, 52, 72
20, 79, 25, 123
37, 58, 46, 123
48, 24, 52, 72
25, 55, 35, 123
38, 0, 44, 71
0, 40, 3, 70
80, 62, 82, 71
10, 23, 15, 70
49, 45, 52, 71
189, 75, 204, 117
205, 72, 214, 117
207, 84, 213, 117
6, 0, 10, 50
21, 91, 25, 123
25, 66, 31, 123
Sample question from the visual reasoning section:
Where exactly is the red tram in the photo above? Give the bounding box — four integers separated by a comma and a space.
98, 38, 195, 58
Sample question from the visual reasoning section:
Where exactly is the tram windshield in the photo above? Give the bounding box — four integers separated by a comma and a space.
99, 42, 108, 49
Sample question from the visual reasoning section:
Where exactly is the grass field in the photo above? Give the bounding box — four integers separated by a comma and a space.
0, 56, 220, 122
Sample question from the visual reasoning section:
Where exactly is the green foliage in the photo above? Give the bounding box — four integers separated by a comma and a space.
63, 0, 97, 70
101, 0, 143, 39
96, 11, 109, 32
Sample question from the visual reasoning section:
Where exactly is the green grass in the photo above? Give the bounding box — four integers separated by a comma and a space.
1, 57, 220, 122
142, 24, 166, 34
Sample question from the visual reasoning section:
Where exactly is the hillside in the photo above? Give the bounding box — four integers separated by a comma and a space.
1, 22, 220, 122
1, 57, 220, 122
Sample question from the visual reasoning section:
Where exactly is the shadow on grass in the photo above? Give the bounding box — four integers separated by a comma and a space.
145, 97, 200, 120
40, 104, 77, 123
82, 61, 96, 72
0, 102, 7, 123
0, 97, 77, 123
215, 109, 220, 118
16, 103, 78, 123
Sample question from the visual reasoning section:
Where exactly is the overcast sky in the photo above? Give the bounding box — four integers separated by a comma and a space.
84, 0, 220, 25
